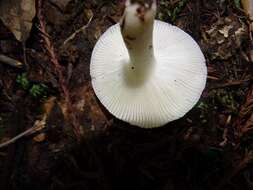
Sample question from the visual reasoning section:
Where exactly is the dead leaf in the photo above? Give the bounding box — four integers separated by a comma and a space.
43, 96, 57, 116
249, 50, 253, 62
94, 26, 102, 40
33, 133, 46, 142
235, 84, 253, 137
58, 84, 109, 132
32, 97, 57, 142
201, 15, 247, 60
49, 0, 72, 12
84, 8, 93, 19
0, 0, 36, 42
241, 0, 253, 32
32, 119, 46, 142
218, 25, 233, 38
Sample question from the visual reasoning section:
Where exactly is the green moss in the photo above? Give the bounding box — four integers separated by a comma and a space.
16, 73, 48, 98
29, 84, 47, 98
233, 0, 241, 9
158, 0, 188, 22
16, 73, 29, 90
197, 100, 209, 123
211, 89, 241, 114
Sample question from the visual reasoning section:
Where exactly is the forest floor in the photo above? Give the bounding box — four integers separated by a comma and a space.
0, 0, 253, 190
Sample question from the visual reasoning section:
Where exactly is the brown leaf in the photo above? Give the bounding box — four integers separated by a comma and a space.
43, 96, 57, 117
241, 0, 253, 32
32, 119, 46, 142
33, 133, 46, 142
235, 84, 253, 137
201, 15, 247, 60
0, 0, 36, 42
58, 84, 109, 132
32, 97, 57, 142
49, 0, 72, 11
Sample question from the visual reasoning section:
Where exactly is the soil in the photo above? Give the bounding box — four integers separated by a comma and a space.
0, 0, 253, 190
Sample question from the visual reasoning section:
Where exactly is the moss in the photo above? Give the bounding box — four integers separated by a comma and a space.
158, 0, 188, 22
16, 73, 48, 98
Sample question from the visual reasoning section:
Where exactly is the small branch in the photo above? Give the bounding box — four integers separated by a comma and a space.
0, 125, 37, 149
207, 75, 219, 80
235, 84, 253, 138
37, 0, 81, 140
63, 14, 93, 46
214, 85, 253, 189
210, 78, 252, 89
0, 54, 24, 68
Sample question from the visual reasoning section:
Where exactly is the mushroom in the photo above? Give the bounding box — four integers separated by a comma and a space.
90, 0, 207, 128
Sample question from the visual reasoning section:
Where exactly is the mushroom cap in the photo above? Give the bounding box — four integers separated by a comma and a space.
90, 20, 207, 128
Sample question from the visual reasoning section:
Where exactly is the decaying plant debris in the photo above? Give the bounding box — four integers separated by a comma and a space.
0, 0, 253, 190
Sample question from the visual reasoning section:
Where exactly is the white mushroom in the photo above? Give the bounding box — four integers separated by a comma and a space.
90, 0, 207, 128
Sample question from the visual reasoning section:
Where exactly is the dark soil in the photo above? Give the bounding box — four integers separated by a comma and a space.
0, 0, 253, 190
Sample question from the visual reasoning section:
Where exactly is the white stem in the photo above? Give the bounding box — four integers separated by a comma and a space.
121, 1, 156, 70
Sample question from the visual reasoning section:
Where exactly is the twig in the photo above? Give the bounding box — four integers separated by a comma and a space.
210, 78, 252, 89
0, 125, 37, 149
214, 84, 253, 189
235, 84, 253, 138
37, 0, 81, 140
0, 54, 24, 68
63, 14, 93, 46
207, 75, 219, 80
0, 116, 48, 149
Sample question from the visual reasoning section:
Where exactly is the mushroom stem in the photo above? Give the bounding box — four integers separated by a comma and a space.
121, 0, 157, 70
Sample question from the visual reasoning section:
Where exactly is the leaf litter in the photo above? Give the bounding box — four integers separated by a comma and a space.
0, 1, 253, 190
